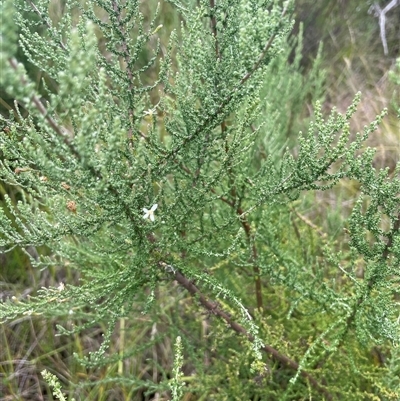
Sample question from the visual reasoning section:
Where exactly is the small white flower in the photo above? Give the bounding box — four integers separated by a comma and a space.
143, 101, 160, 118
143, 204, 158, 221
143, 108, 157, 117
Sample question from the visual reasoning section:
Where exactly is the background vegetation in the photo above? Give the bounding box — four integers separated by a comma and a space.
1, 0, 399, 400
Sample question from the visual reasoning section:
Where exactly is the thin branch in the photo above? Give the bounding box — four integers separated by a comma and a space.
290, 206, 328, 239
111, 1, 136, 139
157, 3, 292, 169
27, 0, 150, 142
27, 0, 67, 51
209, 188, 263, 309
239, 213, 263, 310
8, 58, 67, 140
369, 0, 400, 55
341, 212, 400, 341
162, 263, 332, 400
111, 1, 135, 93
7, 57, 143, 232
239, 2, 291, 86
209, 0, 220, 61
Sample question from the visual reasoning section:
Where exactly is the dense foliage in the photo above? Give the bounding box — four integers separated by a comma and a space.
1, 0, 399, 400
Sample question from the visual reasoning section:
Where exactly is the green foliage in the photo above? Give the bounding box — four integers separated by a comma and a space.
0, 0, 399, 400
170, 336, 184, 401
42, 369, 76, 401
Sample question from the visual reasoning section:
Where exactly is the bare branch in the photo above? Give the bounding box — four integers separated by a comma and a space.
369, 0, 400, 55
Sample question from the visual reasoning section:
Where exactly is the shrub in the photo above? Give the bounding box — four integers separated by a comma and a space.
0, 0, 399, 399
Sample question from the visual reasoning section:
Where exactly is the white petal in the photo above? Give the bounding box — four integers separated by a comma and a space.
143, 212, 149, 219
151, 203, 158, 211
143, 208, 149, 213
149, 213, 155, 222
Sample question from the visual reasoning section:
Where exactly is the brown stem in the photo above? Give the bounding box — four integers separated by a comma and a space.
9, 58, 66, 140
241, 219, 263, 310
209, 188, 263, 309
165, 265, 332, 400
